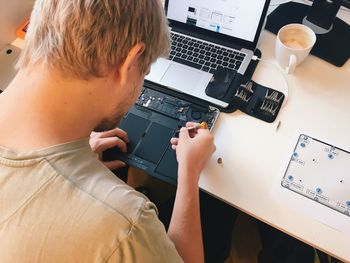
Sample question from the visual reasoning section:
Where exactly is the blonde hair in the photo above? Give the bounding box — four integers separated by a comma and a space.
17, 0, 170, 78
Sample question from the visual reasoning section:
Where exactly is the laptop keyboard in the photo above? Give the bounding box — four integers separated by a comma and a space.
169, 32, 246, 73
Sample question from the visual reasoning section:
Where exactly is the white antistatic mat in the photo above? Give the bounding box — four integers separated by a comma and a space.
273, 133, 350, 234
281, 134, 350, 217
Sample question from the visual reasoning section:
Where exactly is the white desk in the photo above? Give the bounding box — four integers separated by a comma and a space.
5, 2, 350, 262
200, 5, 350, 263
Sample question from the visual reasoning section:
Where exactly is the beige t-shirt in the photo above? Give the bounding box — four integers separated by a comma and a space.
0, 139, 183, 263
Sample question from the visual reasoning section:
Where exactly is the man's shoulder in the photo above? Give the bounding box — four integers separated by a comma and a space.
46, 144, 156, 222
0, 141, 182, 262
70, 166, 154, 223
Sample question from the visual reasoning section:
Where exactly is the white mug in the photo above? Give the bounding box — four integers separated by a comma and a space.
275, 23, 316, 74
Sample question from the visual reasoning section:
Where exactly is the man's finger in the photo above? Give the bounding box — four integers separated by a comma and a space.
170, 137, 179, 145
197, 128, 211, 135
94, 137, 127, 153
103, 160, 127, 170
99, 127, 129, 142
185, 122, 197, 128
114, 128, 129, 142
179, 127, 190, 140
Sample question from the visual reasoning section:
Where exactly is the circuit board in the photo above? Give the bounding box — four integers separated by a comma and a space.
281, 134, 350, 217
135, 87, 219, 129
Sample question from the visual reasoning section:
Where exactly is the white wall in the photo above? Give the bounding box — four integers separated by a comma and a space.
0, 0, 35, 48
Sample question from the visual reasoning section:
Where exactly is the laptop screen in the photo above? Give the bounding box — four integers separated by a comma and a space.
167, 0, 267, 43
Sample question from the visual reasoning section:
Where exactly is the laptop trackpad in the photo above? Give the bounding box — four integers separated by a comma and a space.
160, 64, 201, 93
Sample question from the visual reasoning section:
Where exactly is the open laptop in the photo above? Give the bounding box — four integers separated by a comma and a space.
103, 81, 220, 185
146, 0, 271, 108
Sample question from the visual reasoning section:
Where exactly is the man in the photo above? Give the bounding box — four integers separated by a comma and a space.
0, 0, 214, 262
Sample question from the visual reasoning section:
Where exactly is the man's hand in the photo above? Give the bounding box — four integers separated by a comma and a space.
89, 128, 129, 170
168, 122, 214, 263
170, 122, 215, 185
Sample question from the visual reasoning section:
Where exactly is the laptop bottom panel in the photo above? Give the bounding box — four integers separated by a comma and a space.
103, 85, 220, 185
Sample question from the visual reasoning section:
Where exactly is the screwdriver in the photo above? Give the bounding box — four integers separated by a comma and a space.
176, 121, 208, 134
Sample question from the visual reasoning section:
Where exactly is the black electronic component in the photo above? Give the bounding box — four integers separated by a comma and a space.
134, 123, 174, 164
118, 114, 150, 153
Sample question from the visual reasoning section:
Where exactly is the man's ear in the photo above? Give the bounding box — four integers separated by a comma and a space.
115, 43, 145, 86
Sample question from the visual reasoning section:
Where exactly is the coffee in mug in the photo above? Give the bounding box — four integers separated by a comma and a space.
275, 24, 316, 74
